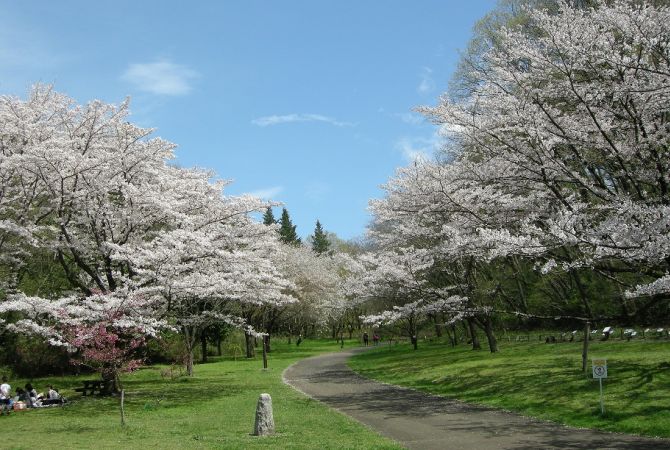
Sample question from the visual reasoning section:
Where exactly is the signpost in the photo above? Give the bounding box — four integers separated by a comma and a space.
592, 358, 607, 414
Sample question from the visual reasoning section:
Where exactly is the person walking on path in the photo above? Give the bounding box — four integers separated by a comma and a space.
362, 332, 369, 346
0, 376, 11, 415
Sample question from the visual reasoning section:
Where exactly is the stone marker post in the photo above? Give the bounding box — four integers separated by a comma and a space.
253, 393, 275, 436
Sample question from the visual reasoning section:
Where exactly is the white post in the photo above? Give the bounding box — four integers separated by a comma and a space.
120, 389, 126, 425
599, 378, 604, 415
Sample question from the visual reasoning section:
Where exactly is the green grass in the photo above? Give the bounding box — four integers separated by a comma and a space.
349, 337, 670, 438
2, 339, 402, 450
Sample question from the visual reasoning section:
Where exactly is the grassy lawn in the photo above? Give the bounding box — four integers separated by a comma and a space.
348, 336, 670, 438
1, 339, 402, 450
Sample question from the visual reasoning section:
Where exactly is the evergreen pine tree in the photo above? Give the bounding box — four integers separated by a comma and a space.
311, 220, 331, 255
279, 208, 301, 245
262, 207, 276, 225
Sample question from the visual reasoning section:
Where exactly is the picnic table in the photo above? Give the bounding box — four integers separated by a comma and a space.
73, 380, 113, 396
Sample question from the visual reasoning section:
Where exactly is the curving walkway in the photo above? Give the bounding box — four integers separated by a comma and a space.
283, 348, 669, 450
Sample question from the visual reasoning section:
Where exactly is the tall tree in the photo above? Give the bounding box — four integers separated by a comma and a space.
311, 220, 331, 255
0, 86, 293, 378
262, 207, 276, 225
279, 208, 301, 246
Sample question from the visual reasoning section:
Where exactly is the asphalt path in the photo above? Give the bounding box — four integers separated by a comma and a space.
282, 347, 669, 450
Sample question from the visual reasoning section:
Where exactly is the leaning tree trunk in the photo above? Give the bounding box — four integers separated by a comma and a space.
482, 317, 498, 353
467, 319, 481, 350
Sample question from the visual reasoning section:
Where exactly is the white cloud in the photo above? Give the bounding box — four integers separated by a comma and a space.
395, 133, 441, 162
417, 66, 436, 95
121, 59, 198, 96
252, 113, 353, 127
395, 112, 424, 125
246, 186, 284, 200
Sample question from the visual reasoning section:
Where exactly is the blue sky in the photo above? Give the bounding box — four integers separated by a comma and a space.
0, 0, 496, 240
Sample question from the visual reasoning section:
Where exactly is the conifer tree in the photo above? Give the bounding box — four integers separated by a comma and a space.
312, 220, 331, 255
262, 207, 276, 225
279, 208, 301, 246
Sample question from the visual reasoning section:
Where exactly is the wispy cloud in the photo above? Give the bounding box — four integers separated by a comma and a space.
246, 186, 284, 200
252, 113, 353, 127
417, 66, 436, 95
395, 112, 424, 125
395, 133, 441, 162
121, 59, 198, 96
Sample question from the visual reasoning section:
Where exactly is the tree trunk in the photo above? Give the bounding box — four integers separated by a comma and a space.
511, 256, 529, 313
245, 331, 255, 358
452, 325, 459, 346
102, 368, 120, 393
200, 331, 208, 363
468, 319, 481, 350
572, 269, 595, 322
433, 314, 443, 337
483, 318, 498, 353
217, 336, 222, 356
182, 325, 196, 376
409, 316, 418, 350
445, 326, 456, 347
582, 321, 590, 373
265, 334, 271, 353
186, 351, 194, 377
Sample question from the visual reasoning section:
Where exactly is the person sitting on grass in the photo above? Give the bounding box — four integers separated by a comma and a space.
40, 385, 65, 406
25, 383, 38, 408
0, 376, 12, 415
47, 385, 60, 400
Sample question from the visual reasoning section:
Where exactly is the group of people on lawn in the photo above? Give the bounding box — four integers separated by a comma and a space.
0, 376, 64, 414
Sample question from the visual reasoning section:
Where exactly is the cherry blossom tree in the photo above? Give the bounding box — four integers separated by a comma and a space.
273, 244, 352, 339
419, 0, 670, 301
357, 0, 670, 347
0, 86, 294, 377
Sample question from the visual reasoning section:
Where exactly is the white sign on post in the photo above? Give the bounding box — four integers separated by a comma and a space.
592, 359, 607, 379
592, 358, 607, 414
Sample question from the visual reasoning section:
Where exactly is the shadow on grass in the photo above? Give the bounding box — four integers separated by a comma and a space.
291, 349, 667, 450
349, 339, 670, 438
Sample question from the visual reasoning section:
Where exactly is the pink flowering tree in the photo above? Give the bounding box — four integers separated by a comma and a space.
63, 314, 146, 390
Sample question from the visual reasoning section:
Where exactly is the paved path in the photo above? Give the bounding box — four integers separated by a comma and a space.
283, 348, 669, 450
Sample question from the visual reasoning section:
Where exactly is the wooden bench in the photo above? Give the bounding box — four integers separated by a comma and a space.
74, 380, 113, 396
